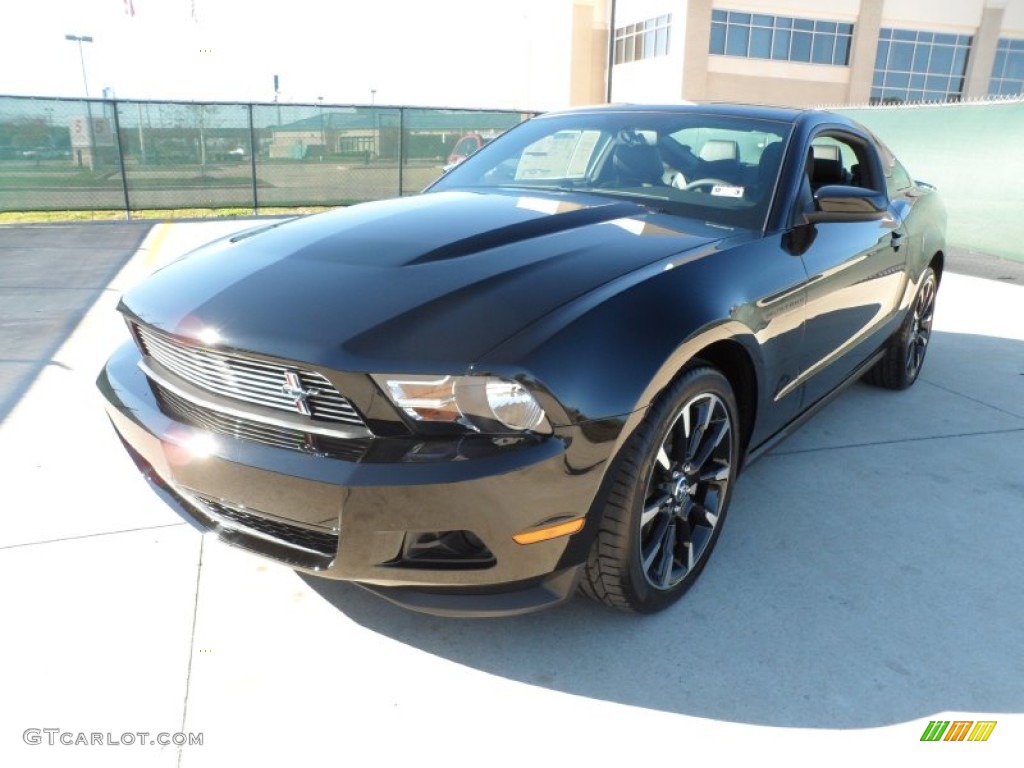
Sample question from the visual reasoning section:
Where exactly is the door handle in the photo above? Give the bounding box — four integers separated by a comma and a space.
891, 230, 904, 251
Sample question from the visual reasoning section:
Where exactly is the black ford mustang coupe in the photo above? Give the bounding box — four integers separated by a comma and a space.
98, 105, 945, 616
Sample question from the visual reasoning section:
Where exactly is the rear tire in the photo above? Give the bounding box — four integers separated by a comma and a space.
864, 266, 938, 390
581, 366, 739, 613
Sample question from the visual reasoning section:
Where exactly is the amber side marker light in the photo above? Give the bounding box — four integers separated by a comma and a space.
512, 518, 585, 545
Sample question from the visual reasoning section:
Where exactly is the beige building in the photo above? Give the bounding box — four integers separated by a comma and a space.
595, 0, 1024, 107
569, 1, 616, 105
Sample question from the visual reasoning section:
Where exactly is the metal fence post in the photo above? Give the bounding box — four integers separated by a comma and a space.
248, 103, 259, 215
110, 100, 132, 220
398, 107, 405, 197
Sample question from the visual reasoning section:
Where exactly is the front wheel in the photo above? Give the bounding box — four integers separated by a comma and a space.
581, 366, 739, 613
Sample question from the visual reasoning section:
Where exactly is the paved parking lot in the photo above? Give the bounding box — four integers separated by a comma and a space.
0, 220, 1021, 767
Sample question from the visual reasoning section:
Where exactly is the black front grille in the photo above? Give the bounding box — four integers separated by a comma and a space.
153, 382, 369, 461
194, 495, 339, 558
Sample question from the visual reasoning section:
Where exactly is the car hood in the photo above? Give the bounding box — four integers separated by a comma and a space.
120, 190, 727, 371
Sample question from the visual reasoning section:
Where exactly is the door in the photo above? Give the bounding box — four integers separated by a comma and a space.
794, 131, 907, 407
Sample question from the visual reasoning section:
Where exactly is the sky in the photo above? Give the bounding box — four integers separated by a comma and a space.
0, 0, 573, 110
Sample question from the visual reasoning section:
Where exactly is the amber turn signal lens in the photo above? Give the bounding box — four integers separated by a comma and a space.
512, 517, 584, 545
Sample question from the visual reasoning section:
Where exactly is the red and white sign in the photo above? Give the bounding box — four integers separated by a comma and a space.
70, 117, 114, 147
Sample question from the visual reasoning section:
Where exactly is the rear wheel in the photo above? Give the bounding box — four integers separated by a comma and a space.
864, 266, 938, 390
581, 366, 739, 613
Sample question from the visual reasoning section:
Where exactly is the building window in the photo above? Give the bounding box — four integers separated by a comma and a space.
338, 136, 374, 154
990, 38, 1024, 96
614, 14, 671, 65
709, 10, 853, 66
871, 28, 972, 104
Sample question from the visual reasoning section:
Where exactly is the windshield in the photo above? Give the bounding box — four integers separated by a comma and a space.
429, 110, 793, 231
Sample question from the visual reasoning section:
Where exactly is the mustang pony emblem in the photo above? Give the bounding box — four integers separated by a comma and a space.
281, 369, 320, 416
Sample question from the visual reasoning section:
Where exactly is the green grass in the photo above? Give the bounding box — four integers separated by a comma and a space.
0, 172, 118, 188
0, 174, 259, 190
0, 206, 332, 223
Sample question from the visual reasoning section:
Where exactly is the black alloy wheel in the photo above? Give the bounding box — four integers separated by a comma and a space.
905, 269, 937, 382
639, 390, 732, 591
581, 366, 739, 613
864, 265, 938, 390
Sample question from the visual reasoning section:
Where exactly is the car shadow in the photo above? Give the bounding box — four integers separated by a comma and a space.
301, 329, 1024, 729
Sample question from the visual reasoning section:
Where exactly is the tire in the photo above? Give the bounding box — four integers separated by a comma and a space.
864, 266, 938, 390
581, 366, 740, 613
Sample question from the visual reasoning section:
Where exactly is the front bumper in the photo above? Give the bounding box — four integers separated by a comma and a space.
98, 341, 618, 616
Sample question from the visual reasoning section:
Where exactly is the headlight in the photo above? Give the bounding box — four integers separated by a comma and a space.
484, 379, 545, 431
372, 374, 549, 433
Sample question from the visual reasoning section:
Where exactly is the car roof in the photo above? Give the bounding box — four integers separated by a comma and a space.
537, 102, 850, 128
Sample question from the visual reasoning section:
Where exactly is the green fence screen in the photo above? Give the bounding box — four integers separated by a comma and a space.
838, 100, 1024, 262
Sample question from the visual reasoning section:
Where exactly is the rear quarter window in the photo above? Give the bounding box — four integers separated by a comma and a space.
886, 158, 914, 196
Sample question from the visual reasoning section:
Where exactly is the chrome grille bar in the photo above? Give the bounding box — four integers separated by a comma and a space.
135, 323, 365, 427
153, 382, 369, 461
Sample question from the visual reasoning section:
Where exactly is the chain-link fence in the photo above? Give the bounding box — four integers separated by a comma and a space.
6, 94, 1021, 261
0, 95, 532, 214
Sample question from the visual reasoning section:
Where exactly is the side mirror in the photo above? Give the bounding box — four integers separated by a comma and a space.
805, 185, 887, 223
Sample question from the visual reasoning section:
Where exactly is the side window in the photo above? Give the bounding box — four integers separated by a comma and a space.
808, 133, 879, 193
872, 138, 913, 199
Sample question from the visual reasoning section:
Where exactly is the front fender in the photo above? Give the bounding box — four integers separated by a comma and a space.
477, 249, 766, 428
477, 234, 808, 460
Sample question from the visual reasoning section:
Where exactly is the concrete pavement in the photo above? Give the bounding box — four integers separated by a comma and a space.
0, 220, 1021, 767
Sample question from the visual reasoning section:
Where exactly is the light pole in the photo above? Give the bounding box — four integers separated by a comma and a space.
273, 74, 281, 126
65, 33, 96, 168
65, 34, 93, 98
606, 0, 617, 103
